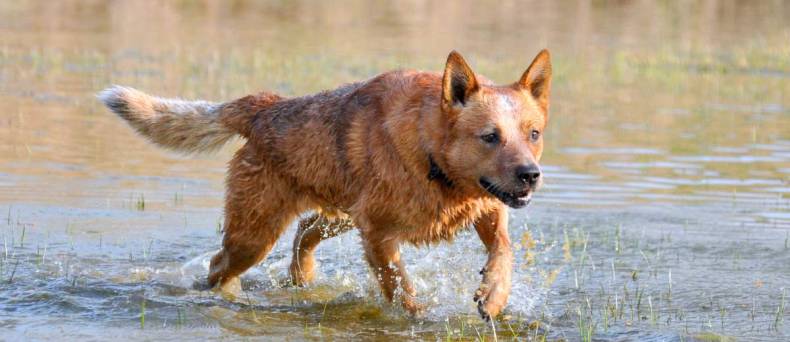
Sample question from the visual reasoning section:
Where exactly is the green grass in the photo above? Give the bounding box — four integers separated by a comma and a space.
18, 223, 25, 248
774, 289, 786, 331
512, 218, 790, 341
140, 296, 146, 329
136, 193, 145, 211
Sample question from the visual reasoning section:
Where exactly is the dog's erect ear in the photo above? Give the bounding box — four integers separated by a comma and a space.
442, 51, 479, 112
517, 49, 552, 111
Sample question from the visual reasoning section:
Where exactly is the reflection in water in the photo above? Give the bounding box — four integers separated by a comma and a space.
0, 1, 788, 340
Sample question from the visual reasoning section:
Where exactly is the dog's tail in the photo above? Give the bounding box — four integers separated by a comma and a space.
98, 86, 281, 153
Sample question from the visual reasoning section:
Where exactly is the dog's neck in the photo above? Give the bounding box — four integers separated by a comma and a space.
427, 155, 453, 188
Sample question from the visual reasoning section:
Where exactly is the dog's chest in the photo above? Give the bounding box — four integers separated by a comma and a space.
397, 196, 492, 245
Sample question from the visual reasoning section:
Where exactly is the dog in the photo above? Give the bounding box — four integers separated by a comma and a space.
99, 49, 552, 320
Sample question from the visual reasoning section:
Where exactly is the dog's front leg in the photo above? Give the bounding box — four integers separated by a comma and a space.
358, 219, 423, 315
473, 204, 513, 321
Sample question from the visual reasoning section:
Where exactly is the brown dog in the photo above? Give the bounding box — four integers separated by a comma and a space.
99, 50, 552, 320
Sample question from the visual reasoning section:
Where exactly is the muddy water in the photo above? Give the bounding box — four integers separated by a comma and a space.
0, 1, 788, 340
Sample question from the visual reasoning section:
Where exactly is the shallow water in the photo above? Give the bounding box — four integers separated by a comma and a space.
0, 1, 788, 341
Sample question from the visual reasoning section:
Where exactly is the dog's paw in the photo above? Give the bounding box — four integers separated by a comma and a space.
401, 295, 426, 317
473, 277, 509, 321
205, 276, 243, 301
288, 257, 316, 287
288, 267, 315, 287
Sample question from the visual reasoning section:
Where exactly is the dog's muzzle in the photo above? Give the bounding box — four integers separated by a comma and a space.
479, 178, 535, 209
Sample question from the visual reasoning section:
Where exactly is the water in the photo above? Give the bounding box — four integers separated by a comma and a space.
1, 1, 788, 340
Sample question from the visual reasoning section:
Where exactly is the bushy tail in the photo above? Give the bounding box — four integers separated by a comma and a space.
98, 86, 236, 153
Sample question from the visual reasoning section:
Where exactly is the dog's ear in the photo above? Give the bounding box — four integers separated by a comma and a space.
442, 51, 479, 113
517, 49, 552, 112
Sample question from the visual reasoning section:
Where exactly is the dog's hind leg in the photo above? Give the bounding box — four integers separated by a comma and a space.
289, 212, 354, 286
357, 217, 424, 315
207, 148, 303, 293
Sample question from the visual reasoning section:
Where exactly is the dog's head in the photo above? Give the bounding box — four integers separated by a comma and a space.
440, 50, 551, 209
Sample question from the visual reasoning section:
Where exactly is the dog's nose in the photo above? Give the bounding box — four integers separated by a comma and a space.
515, 164, 541, 185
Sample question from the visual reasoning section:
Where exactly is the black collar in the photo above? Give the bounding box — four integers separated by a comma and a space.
427, 155, 453, 188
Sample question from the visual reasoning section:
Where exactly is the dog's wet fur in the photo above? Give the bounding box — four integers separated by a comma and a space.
99, 50, 552, 320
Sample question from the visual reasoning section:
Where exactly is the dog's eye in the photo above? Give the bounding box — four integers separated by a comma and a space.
530, 130, 541, 142
480, 132, 499, 144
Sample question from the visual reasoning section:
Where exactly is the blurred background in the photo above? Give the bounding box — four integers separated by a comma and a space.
0, 1, 788, 340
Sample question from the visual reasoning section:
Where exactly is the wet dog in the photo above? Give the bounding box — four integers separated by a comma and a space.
99, 50, 552, 320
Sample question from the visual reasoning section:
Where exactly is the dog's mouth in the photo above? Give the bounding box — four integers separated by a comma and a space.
479, 178, 532, 209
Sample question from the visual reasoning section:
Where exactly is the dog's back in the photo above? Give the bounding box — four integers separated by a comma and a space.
247, 70, 444, 209
245, 80, 368, 204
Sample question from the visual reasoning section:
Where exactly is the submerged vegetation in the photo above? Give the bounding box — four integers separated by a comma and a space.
2, 201, 788, 340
